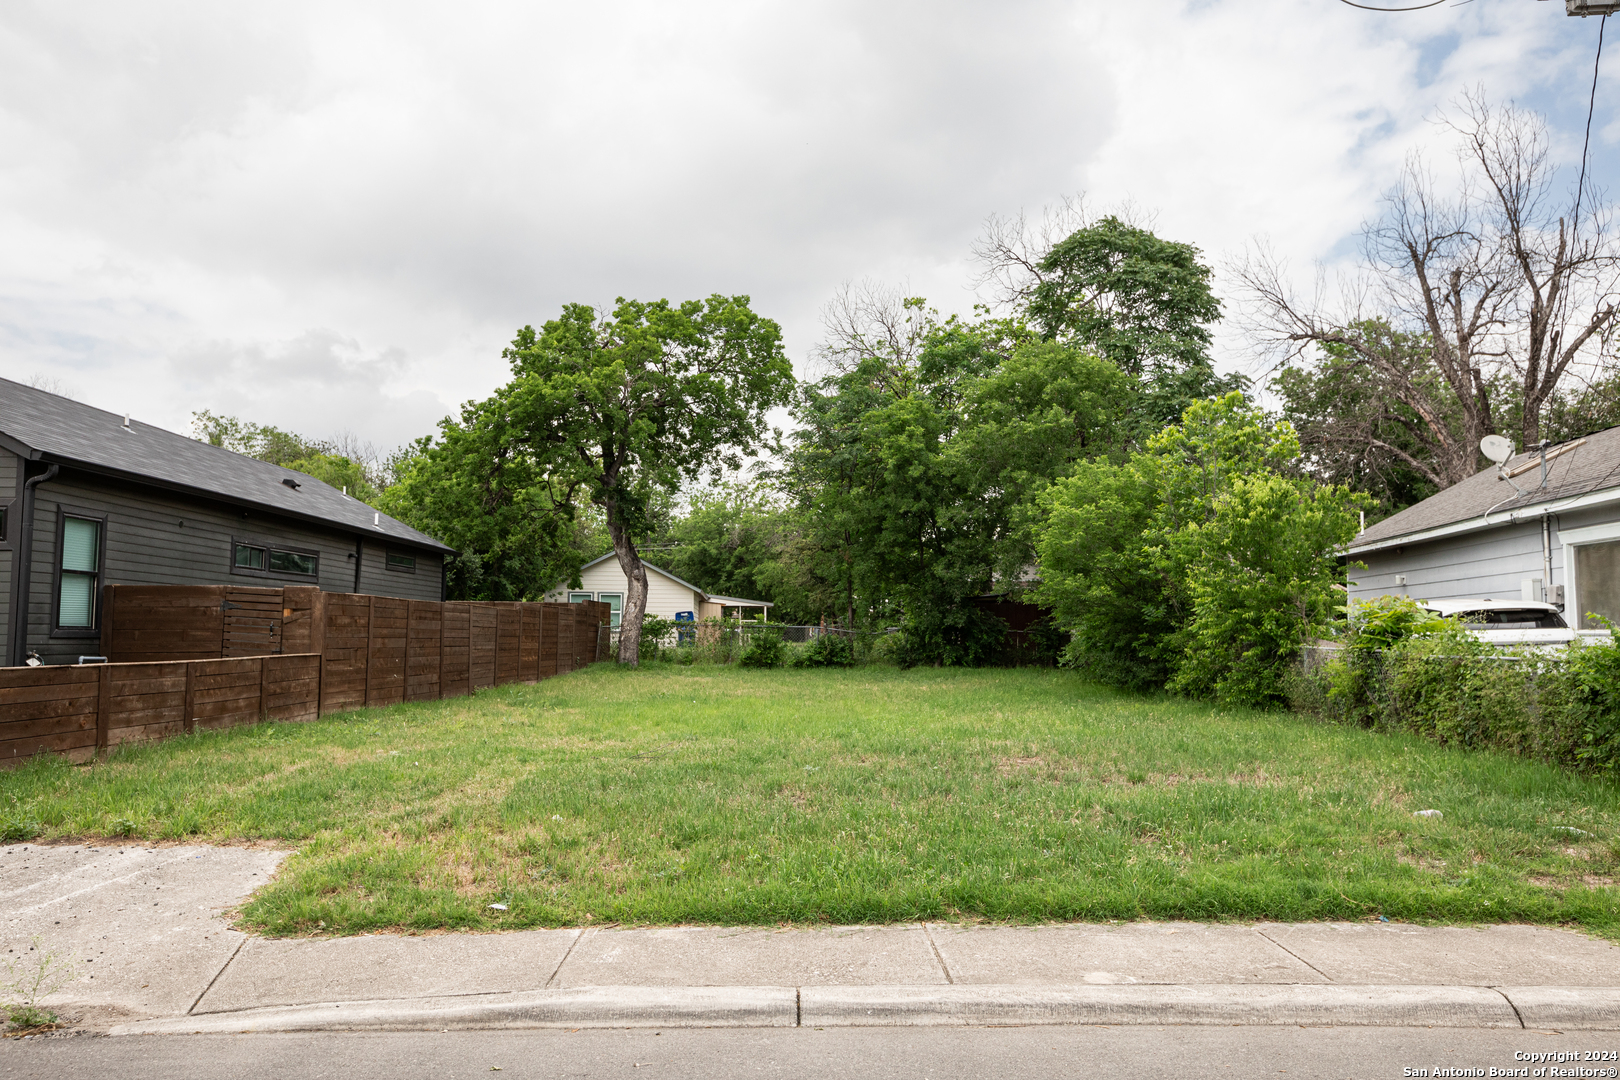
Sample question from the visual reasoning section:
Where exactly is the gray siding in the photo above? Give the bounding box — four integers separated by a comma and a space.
356, 539, 443, 602
1350, 520, 1555, 605
21, 469, 443, 664
1349, 504, 1620, 624
0, 447, 16, 661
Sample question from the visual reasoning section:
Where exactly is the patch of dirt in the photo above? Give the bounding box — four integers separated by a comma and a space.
1398, 854, 1447, 871
996, 757, 1045, 776
1583, 874, 1616, 888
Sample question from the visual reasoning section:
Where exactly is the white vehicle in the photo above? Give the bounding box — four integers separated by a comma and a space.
1418, 599, 1576, 647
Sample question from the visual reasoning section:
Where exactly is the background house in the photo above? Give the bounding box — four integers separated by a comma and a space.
1, 378, 453, 666
546, 553, 772, 627
1346, 426, 1620, 635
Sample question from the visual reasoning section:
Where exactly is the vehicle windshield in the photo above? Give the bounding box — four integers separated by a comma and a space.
1452, 609, 1568, 631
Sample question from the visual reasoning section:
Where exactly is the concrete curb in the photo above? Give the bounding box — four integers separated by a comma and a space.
801, 985, 1520, 1028
1501, 987, 1620, 1030
112, 987, 798, 1035
106, 983, 1620, 1035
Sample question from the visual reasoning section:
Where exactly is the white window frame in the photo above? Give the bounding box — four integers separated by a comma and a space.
1554, 521, 1620, 636
597, 591, 624, 629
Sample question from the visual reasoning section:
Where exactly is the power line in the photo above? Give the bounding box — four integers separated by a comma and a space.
1572, 13, 1609, 233
1337, 0, 1446, 9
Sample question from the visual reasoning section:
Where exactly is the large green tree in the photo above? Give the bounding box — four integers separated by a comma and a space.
376, 397, 579, 602
500, 295, 793, 665
1035, 394, 1364, 704
784, 308, 1131, 664
976, 212, 1244, 431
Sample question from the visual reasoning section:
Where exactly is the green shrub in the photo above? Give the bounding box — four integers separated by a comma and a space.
1289, 617, 1620, 775
797, 633, 855, 668
739, 630, 787, 668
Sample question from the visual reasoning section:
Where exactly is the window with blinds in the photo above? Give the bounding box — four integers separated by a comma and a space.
1576, 541, 1620, 630
58, 515, 101, 629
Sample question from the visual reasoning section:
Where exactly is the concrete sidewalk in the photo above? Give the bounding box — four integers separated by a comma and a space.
5, 843, 1620, 1034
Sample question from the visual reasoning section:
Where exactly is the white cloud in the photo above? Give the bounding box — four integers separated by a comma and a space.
0, 0, 1612, 445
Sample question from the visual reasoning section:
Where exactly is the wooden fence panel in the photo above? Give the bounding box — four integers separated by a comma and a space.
540, 605, 559, 679
190, 658, 265, 731
441, 602, 470, 699
554, 605, 574, 675
1, 654, 322, 765
520, 604, 542, 682
102, 585, 228, 663
368, 597, 408, 706
406, 601, 443, 702
0, 666, 100, 763
222, 587, 285, 657
495, 603, 521, 686
281, 586, 321, 656
320, 592, 371, 714
106, 660, 187, 746
470, 604, 497, 690
264, 654, 321, 722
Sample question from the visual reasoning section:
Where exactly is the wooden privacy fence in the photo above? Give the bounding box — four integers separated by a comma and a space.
2, 588, 610, 765
0, 653, 320, 764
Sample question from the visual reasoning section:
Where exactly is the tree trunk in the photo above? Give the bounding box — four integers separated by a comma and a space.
607, 510, 648, 667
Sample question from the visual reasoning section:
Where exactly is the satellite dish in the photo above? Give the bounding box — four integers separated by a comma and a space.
1481, 434, 1515, 467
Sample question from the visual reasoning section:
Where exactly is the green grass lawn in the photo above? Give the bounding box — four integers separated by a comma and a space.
4, 665, 1619, 937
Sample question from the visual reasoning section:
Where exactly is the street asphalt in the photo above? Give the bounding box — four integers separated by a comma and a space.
5, 1026, 1617, 1080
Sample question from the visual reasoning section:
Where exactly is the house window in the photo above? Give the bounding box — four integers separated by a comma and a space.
386, 550, 416, 574
598, 592, 624, 628
568, 592, 593, 604
1575, 541, 1620, 629
0, 503, 7, 542
232, 538, 319, 579
57, 515, 102, 630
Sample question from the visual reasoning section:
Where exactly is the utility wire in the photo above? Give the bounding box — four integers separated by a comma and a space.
1573, 13, 1608, 233
1337, 0, 1446, 9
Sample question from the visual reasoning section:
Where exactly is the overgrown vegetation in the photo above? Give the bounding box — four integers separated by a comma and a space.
1289, 597, 1620, 774
3, 667, 1618, 936
1036, 395, 1364, 706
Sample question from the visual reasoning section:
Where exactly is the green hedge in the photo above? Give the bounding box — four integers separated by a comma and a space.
1289, 602, 1620, 774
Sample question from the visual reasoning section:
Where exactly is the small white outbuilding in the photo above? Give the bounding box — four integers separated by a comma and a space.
544, 552, 772, 627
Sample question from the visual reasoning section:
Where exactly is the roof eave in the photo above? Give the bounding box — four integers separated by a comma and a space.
1345, 482, 1620, 556
35, 451, 456, 555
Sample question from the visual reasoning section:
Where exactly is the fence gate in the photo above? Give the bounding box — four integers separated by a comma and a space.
221, 588, 284, 657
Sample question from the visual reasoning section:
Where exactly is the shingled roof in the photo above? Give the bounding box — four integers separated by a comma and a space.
0, 376, 452, 553
1347, 425, 1620, 555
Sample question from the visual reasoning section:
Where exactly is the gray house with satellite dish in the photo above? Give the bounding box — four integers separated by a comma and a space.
0, 377, 453, 666
1346, 426, 1620, 635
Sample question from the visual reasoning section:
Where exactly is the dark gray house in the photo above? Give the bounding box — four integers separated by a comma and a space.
1346, 426, 1620, 636
0, 377, 453, 666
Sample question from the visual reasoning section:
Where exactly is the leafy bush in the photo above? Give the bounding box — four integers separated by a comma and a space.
1289, 618, 1620, 774
739, 630, 787, 668
1037, 394, 1365, 705
796, 632, 855, 668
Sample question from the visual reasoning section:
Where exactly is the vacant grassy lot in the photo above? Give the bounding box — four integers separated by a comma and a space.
3, 666, 1619, 936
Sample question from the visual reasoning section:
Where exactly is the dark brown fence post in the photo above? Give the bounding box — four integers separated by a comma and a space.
364, 594, 376, 707
95, 664, 111, 755
100, 585, 116, 662
184, 662, 196, 734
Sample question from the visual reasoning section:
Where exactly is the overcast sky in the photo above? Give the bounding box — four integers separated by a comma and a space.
0, 0, 1613, 454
